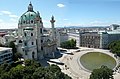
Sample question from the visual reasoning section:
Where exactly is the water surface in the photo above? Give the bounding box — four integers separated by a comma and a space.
80, 52, 116, 71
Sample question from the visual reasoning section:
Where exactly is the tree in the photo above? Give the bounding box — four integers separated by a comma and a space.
8, 41, 17, 53
70, 39, 76, 48
8, 41, 17, 61
22, 66, 36, 79
33, 67, 48, 79
8, 66, 23, 79
50, 64, 61, 71
33, 65, 71, 79
60, 39, 76, 49
0, 60, 71, 79
24, 59, 41, 68
47, 65, 71, 79
90, 65, 114, 79
14, 53, 22, 61
0, 72, 10, 79
0, 63, 12, 72
108, 40, 120, 57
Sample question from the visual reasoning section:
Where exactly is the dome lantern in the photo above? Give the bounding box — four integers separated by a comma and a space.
28, 2, 33, 11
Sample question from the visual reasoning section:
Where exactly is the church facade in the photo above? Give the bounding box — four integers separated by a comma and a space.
17, 2, 57, 60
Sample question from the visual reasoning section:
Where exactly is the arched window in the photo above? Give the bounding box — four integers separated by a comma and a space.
41, 40, 43, 43
31, 42, 34, 45
31, 33, 33, 36
31, 20, 33, 23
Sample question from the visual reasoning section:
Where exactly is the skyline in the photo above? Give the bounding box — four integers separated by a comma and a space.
0, 0, 120, 29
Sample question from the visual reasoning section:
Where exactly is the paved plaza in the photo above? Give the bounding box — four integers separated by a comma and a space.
48, 47, 120, 79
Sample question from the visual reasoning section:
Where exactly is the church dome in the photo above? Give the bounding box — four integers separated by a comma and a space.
18, 2, 38, 24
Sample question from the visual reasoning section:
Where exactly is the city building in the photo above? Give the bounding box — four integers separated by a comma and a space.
79, 27, 120, 48
0, 32, 6, 45
0, 31, 17, 45
68, 33, 80, 47
79, 32, 100, 48
0, 47, 13, 64
59, 24, 120, 49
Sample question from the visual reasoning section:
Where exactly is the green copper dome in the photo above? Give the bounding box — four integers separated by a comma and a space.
19, 2, 38, 24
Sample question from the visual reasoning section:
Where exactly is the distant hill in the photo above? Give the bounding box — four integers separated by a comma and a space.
56, 26, 109, 28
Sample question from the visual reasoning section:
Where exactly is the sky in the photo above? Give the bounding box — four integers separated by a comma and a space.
0, 0, 120, 29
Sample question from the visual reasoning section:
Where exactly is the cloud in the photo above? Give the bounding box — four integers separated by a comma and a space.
90, 21, 103, 24
1, 11, 11, 15
57, 4, 65, 8
0, 22, 17, 29
0, 10, 18, 29
88, 20, 113, 26
90, 21, 105, 26
10, 18, 18, 22
0, 13, 2, 15
63, 19, 68, 21
64, 22, 81, 26
0, 19, 3, 23
9, 14, 18, 18
1, 11, 18, 18
42, 20, 51, 28
43, 20, 49, 23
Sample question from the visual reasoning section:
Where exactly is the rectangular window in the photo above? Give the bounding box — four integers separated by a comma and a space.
24, 42, 27, 46
1, 56, 3, 58
41, 47, 43, 50
25, 51, 27, 55
40, 28, 42, 34
24, 33, 27, 37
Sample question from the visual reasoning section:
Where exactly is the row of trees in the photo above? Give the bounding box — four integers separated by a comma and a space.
0, 59, 71, 79
60, 39, 76, 49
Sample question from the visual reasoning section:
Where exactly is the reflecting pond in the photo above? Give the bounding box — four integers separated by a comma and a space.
80, 52, 116, 71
